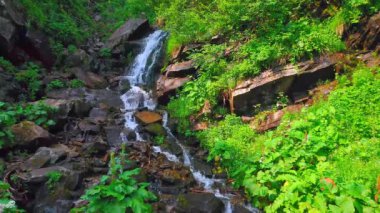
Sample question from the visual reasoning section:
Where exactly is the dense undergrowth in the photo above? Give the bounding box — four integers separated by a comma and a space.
165, 0, 380, 131
197, 66, 380, 212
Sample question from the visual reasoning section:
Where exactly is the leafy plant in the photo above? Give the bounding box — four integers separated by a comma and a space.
0, 181, 21, 212
99, 48, 112, 58
154, 136, 165, 145
46, 171, 63, 190
69, 79, 85, 88
15, 63, 42, 100
197, 66, 380, 212
0, 102, 57, 148
0, 57, 17, 74
76, 144, 156, 213
47, 80, 66, 91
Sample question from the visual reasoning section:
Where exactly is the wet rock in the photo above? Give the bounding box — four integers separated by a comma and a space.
72, 67, 108, 89
175, 193, 224, 213
104, 126, 123, 146
23, 146, 68, 170
86, 89, 123, 109
105, 19, 151, 50
10, 121, 52, 147
231, 56, 336, 115
135, 111, 162, 125
157, 75, 191, 104
193, 159, 213, 178
144, 123, 166, 137
165, 61, 196, 78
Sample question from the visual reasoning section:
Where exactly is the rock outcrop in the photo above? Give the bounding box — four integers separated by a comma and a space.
105, 19, 151, 51
165, 61, 196, 78
156, 76, 192, 104
230, 55, 337, 115
347, 12, 380, 50
0, 0, 55, 67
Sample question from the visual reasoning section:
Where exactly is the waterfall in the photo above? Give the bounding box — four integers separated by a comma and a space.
120, 30, 256, 213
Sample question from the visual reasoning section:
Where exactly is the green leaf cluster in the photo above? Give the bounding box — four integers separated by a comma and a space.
0, 102, 57, 148
197, 66, 380, 212
76, 145, 156, 213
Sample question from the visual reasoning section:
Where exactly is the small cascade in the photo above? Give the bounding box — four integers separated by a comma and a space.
120, 30, 256, 212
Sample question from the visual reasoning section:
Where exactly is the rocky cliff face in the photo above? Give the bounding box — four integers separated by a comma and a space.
0, 0, 55, 67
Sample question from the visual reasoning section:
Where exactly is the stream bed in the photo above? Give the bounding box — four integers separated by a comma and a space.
119, 30, 258, 213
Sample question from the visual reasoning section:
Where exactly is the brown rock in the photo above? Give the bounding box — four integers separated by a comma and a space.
165, 60, 196, 78
347, 12, 380, 50
11, 121, 51, 147
231, 56, 336, 115
72, 67, 108, 89
135, 111, 162, 125
254, 105, 304, 132
157, 75, 191, 104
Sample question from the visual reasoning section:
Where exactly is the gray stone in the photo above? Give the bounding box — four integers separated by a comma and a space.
175, 193, 224, 213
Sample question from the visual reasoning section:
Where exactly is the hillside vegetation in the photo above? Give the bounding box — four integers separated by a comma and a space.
0, 0, 379, 212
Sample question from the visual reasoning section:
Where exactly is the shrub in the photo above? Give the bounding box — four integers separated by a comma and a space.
46, 171, 63, 190
0, 102, 57, 148
15, 63, 42, 100
76, 145, 156, 213
47, 80, 65, 91
69, 79, 85, 88
197, 66, 380, 211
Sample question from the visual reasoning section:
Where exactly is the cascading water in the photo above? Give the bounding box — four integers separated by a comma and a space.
120, 30, 257, 213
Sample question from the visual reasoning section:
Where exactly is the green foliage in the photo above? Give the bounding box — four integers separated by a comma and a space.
154, 136, 165, 145
69, 79, 85, 89
0, 57, 17, 74
19, 0, 93, 44
76, 144, 156, 213
46, 171, 62, 190
99, 48, 112, 58
47, 80, 65, 91
15, 63, 42, 100
0, 181, 21, 212
165, 0, 380, 129
197, 66, 380, 212
0, 102, 57, 148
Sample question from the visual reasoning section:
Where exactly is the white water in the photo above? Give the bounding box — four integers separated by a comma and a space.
120, 30, 256, 213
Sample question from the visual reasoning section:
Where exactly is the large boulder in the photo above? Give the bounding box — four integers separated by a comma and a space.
175, 193, 224, 213
105, 19, 151, 50
165, 61, 196, 78
230, 56, 336, 115
72, 67, 108, 89
11, 121, 52, 147
23, 30, 56, 67
157, 75, 191, 104
0, 16, 17, 54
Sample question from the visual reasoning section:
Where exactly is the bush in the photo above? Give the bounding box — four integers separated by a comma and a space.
69, 79, 85, 88
47, 80, 65, 91
76, 145, 156, 213
15, 63, 42, 100
0, 102, 57, 148
197, 66, 380, 211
